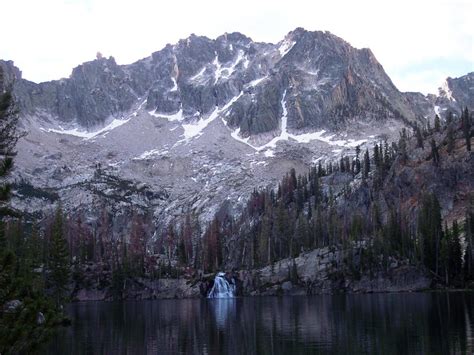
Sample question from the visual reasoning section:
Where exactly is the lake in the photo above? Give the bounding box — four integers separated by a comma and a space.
42, 292, 474, 354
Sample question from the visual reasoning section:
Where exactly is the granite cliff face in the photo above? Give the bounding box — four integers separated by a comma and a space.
2, 28, 442, 135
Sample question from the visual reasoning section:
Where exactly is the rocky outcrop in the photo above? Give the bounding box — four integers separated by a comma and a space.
238, 245, 431, 296
3, 299, 23, 313
436, 73, 474, 113
71, 262, 204, 301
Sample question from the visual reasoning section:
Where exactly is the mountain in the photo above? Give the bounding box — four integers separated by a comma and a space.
3, 28, 427, 133
1, 28, 472, 235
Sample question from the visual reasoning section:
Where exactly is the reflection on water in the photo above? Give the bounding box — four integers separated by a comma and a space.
43, 292, 474, 354
210, 298, 236, 329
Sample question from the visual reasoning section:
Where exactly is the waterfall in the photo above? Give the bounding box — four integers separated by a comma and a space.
207, 272, 236, 298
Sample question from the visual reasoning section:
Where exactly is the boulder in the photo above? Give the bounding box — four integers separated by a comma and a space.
3, 300, 23, 313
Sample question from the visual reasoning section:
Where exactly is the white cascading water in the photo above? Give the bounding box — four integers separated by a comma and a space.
207, 272, 236, 298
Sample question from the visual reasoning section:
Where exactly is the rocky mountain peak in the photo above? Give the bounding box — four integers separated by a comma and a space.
0, 60, 22, 89
4, 29, 473, 139
216, 32, 253, 46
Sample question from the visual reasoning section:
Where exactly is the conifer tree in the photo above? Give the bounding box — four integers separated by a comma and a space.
463, 208, 474, 283
434, 114, 441, 132
363, 148, 370, 180
294, 213, 310, 251
398, 129, 408, 163
430, 139, 440, 166
48, 204, 70, 305
440, 222, 450, 284
446, 124, 455, 154
317, 160, 324, 177
415, 125, 424, 149
418, 193, 443, 275
353, 145, 361, 175
258, 211, 272, 265
449, 220, 462, 283
446, 111, 453, 126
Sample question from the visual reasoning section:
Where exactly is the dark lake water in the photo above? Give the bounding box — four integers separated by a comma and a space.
42, 292, 474, 354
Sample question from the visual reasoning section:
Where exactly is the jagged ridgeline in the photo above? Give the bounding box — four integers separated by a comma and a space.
1, 28, 426, 132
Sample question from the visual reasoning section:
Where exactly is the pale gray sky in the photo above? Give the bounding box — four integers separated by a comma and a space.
2, 0, 473, 94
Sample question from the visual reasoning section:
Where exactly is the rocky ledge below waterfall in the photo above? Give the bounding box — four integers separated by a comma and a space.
70, 244, 433, 302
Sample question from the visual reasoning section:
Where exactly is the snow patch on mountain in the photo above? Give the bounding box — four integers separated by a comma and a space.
190, 67, 207, 83
245, 76, 269, 88
213, 51, 246, 82
180, 92, 243, 141
42, 126, 101, 139
134, 149, 169, 160
44, 117, 130, 139
264, 150, 275, 157
441, 80, 456, 102
170, 77, 178, 92
278, 39, 296, 58
149, 108, 185, 122
230, 128, 253, 147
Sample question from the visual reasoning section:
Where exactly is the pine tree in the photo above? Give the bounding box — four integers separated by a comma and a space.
415, 125, 424, 149
258, 211, 272, 265
449, 220, 462, 283
48, 204, 70, 306
446, 111, 453, 126
177, 238, 187, 265
296, 176, 304, 214
383, 140, 391, 172
430, 139, 440, 166
440, 222, 450, 285
434, 114, 441, 132
363, 148, 370, 180
398, 129, 408, 163
446, 124, 455, 154
182, 213, 193, 264
129, 211, 147, 274
373, 143, 381, 187
311, 207, 324, 248
294, 213, 310, 252
317, 160, 324, 177
353, 145, 361, 175
463, 208, 474, 283
339, 156, 345, 172
418, 193, 443, 275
